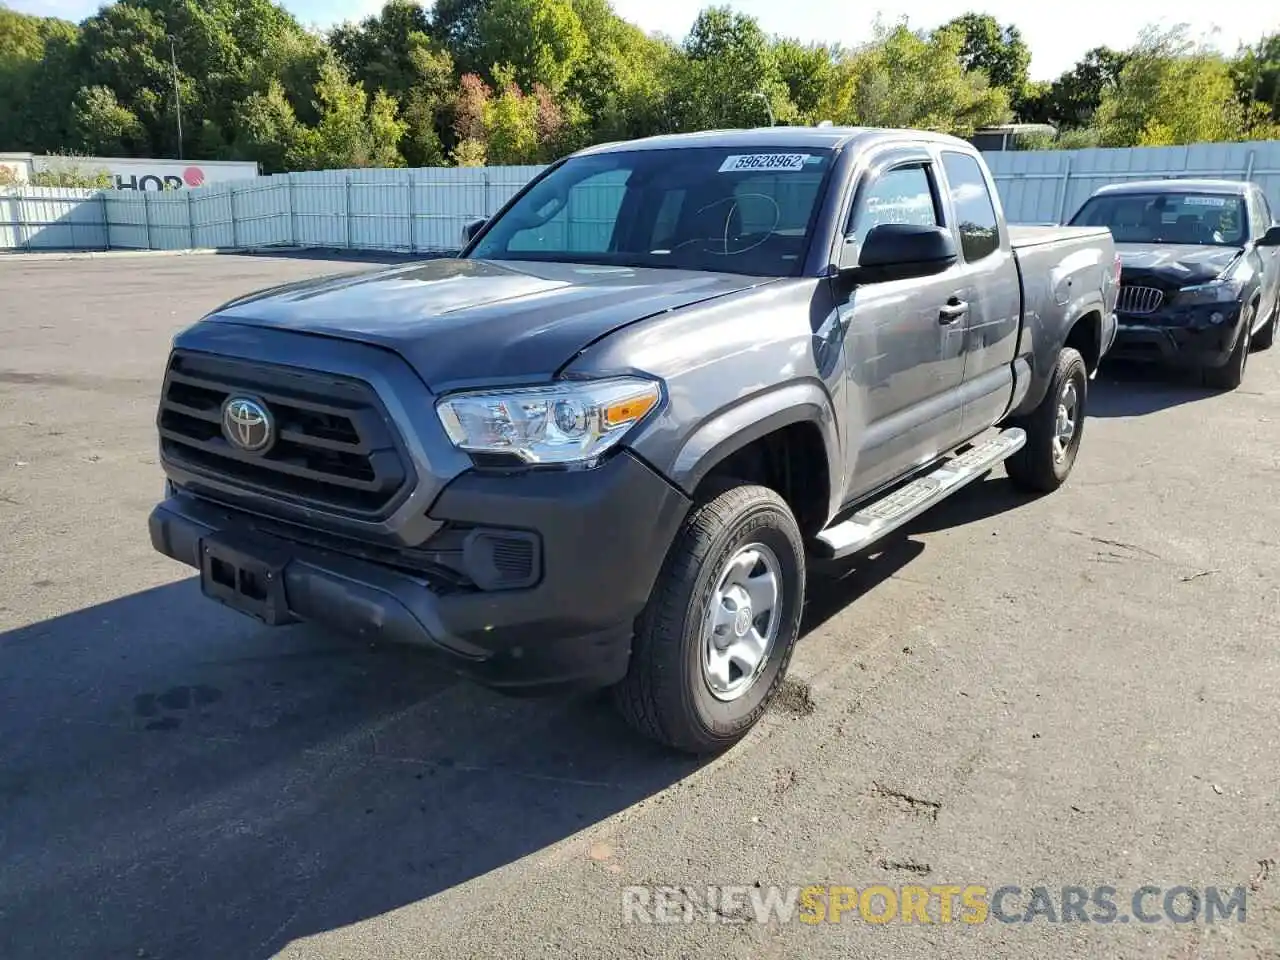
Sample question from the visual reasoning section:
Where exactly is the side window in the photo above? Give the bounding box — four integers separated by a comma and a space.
1261, 192, 1275, 227
849, 164, 939, 247
941, 152, 1000, 262
506, 169, 630, 253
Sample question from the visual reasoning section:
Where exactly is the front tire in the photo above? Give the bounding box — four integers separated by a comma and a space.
613, 483, 805, 754
1005, 347, 1088, 494
1252, 301, 1277, 351
1203, 304, 1252, 391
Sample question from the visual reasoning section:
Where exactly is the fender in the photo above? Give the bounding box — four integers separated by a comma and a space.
1012, 291, 1105, 417
662, 380, 841, 516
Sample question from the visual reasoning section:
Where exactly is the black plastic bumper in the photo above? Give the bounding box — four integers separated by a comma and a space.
1110, 305, 1243, 367
149, 451, 691, 693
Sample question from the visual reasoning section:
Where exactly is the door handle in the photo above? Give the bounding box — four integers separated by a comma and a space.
938, 298, 969, 324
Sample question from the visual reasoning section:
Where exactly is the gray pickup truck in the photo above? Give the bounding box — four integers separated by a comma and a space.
149, 127, 1118, 752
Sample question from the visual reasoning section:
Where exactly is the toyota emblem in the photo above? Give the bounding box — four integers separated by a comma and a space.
222, 397, 274, 453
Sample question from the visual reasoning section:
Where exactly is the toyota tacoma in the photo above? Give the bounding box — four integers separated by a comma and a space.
149, 128, 1118, 753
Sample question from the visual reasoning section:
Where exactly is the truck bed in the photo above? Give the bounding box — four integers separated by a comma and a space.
1008, 224, 1110, 248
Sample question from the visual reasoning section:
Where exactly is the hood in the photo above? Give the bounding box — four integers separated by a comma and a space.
1116, 243, 1242, 286
206, 258, 771, 390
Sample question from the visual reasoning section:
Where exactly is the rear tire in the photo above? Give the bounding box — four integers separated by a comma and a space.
1252, 301, 1277, 351
613, 483, 805, 754
1203, 305, 1252, 391
1005, 347, 1088, 494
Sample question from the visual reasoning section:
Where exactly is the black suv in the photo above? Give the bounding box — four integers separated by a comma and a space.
1070, 178, 1280, 389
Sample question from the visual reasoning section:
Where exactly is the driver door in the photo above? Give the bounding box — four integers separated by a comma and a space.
835, 152, 972, 503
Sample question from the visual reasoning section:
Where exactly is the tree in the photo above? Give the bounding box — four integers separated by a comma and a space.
1232, 33, 1280, 123
233, 79, 307, 172
941, 13, 1030, 96
474, 0, 587, 92
292, 58, 407, 169
71, 85, 148, 155
1042, 46, 1128, 127
773, 39, 840, 122
1096, 27, 1242, 146
0, 9, 82, 152
666, 7, 793, 130
825, 22, 1010, 135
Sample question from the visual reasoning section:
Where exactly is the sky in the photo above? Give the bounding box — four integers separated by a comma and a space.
9, 0, 1280, 81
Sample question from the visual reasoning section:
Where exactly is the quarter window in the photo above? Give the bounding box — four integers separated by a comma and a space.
941, 152, 1000, 262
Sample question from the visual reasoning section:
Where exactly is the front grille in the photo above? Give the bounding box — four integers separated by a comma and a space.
1117, 285, 1165, 315
158, 351, 413, 518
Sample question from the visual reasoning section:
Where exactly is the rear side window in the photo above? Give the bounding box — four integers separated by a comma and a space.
941, 152, 1000, 262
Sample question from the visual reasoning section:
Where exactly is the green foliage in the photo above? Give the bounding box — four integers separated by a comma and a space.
666, 7, 791, 130
29, 159, 115, 188
3, 0, 1280, 173
943, 13, 1030, 96
826, 22, 1011, 135
475, 0, 587, 92
1096, 27, 1242, 146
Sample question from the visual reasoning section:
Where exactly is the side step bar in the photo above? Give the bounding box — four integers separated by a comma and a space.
812, 428, 1026, 560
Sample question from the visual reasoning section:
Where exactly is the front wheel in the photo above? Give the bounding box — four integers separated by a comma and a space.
1252, 301, 1276, 351
1004, 347, 1088, 494
1203, 304, 1252, 391
613, 483, 805, 754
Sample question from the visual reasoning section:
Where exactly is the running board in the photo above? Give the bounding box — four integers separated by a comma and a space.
812, 428, 1026, 560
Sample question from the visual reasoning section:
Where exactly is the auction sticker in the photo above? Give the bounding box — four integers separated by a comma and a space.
718, 154, 810, 173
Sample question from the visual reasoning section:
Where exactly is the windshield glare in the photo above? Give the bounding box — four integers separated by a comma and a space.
1070, 192, 1247, 247
468, 147, 835, 276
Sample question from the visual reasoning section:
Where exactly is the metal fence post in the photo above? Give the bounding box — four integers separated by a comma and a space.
483, 171, 491, 216
288, 177, 297, 246
345, 175, 353, 249
100, 191, 110, 250
18, 191, 29, 252
1055, 156, 1074, 225
1244, 149, 1256, 183
143, 191, 152, 249
230, 185, 239, 248
186, 190, 194, 249
406, 172, 415, 253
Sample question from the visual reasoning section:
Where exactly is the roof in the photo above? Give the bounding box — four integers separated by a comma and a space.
576, 126, 976, 156
1092, 178, 1252, 197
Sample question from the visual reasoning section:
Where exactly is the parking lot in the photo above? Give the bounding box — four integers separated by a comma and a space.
1, 252, 1278, 959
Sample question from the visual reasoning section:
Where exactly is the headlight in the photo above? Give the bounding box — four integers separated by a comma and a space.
1177, 278, 1244, 305
436, 377, 661, 465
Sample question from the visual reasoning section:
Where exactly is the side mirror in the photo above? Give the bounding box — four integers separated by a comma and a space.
840, 223, 959, 283
1259, 224, 1280, 247
460, 217, 487, 247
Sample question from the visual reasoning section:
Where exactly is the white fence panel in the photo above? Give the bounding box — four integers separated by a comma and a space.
5, 142, 1280, 254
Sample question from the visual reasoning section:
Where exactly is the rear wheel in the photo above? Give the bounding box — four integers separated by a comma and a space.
613, 483, 805, 754
1203, 304, 1252, 391
1004, 347, 1087, 494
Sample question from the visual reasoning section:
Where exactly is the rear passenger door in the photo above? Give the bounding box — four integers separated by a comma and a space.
835, 150, 972, 502
937, 150, 1023, 437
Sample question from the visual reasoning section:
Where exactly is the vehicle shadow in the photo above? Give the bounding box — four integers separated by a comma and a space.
0, 471, 1030, 959
1089, 361, 1218, 417
0, 580, 700, 960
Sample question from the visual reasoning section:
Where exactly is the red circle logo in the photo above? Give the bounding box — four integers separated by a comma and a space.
182, 166, 205, 187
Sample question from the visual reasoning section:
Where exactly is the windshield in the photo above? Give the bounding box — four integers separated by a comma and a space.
1070, 192, 1247, 247
468, 147, 836, 276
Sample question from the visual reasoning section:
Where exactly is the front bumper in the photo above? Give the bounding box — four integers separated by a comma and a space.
149, 451, 691, 693
1109, 303, 1244, 367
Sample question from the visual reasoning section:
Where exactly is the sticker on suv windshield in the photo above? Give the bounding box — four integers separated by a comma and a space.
1189, 196, 1230, 206
718, 154, 810, 173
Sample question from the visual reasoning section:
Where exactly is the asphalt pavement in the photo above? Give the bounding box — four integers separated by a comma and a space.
1, 253, 1278, 959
